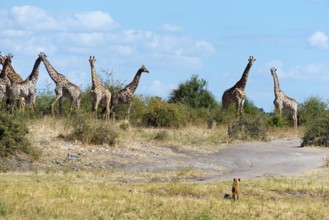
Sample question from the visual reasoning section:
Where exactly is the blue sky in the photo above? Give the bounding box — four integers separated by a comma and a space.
1, 0, 329, 112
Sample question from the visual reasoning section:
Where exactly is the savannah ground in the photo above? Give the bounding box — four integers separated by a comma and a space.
1, 117, 329, 219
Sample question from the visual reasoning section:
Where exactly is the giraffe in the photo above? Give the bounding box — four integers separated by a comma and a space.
222, 56, 256, 120
89, 56, 111, 121
0, 55, 13, 103
110, 65, 149, 121
270, 67, 298, 128
0, 53, 26, 108
38, 52, 81, 117
8, 54, 42, 110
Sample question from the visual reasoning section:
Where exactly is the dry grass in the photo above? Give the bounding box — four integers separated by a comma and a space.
2, 118, 325, 219
0, 169, 328, 219
266, 126, 304, 140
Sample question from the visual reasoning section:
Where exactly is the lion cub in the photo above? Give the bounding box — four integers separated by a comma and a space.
232, 178, 241, 201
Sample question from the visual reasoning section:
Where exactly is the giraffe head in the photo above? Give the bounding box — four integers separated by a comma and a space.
89, 56, 96, 65
38, 52, 47, 61
248, 56, 256, 64
140, 65, 149, 73
270, 67, 277, 76
5, 53, 13, 63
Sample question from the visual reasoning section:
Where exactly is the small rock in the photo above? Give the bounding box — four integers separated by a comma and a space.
67, 153, 80, 160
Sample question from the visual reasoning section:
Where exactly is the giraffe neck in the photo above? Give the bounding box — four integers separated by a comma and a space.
125, 69, 143, 94
90, 62, 101, 89
27, 57, 41, 82
0, 54, 5, 65
0, 57, 12, 86
41, 57, 60, 83
272, 71, 282, 98
234, 61, 253, 89
0, 54, 23, 83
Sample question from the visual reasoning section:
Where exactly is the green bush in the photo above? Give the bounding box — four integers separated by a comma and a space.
228, 115, 267, 141
0, 113, 39, 159
142, 97, 188, 128
266, 114, 290, 128
300, 97, 329, 147
299, 96, 328, 126
64, 111, 120, 146
168, 74, 217, 109
302, 115, 329, 147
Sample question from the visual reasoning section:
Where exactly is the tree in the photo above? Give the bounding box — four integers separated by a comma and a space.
168, 75, 216, 108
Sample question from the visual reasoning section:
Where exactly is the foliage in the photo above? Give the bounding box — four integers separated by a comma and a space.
228, 115, 267, 141
64, 111, 120, 146
298, 96, 328, 126
221, 98, 263, 123
129, 95, 148, 125
266, 114, 290, 128
100, 68, 125, 93
299, 96, 329, 147
168, 74, 217, 108
142, 97, 189, 128
0, 112, 39, 159
302, 115, 329, 147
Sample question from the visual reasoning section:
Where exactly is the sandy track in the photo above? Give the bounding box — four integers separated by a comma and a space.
198, 138, 329, 182
120, 138, 329, 182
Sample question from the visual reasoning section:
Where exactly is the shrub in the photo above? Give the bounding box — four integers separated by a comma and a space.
168, 75, 217, 109
221, 98, 263, 124
228, 115, 267, 141
299, 96, 328, 126
0, 113, 39, 159
142, 97, 188, 128
266, 114, 290, 128
299, 97, 329, 147
65, 111, 120, 146
302, 116, 329, 147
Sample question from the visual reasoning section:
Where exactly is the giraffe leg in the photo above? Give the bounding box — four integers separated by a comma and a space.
93, 97, 101, 119
59, 97, 64, 115
293, 111, 298, 129
77, 97, 81, 109
19, 97, 25, 111
51, 95, 61, 117
105, 97, 111, 122
236, 102, 241, 121
125, 102, 132, 121
110, 99, 118, 122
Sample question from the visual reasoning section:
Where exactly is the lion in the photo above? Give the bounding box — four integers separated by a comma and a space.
232, 178, 241, 201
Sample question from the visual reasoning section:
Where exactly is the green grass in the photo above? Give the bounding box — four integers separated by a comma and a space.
0, 169, 328, 219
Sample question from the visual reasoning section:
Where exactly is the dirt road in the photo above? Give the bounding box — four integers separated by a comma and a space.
198, 138, 329, 182
120, 138, 329, 182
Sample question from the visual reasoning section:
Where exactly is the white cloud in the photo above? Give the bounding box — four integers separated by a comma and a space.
67, 11, 117, 31
0, 29, 30, 38
162, 24, 182, 33
0, 5, 216, 88
308, 31, 329, 50
109, 45, 136, 56
59, 33, 105, 46
11, 5, 58, 30
8, 5, 118, 31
